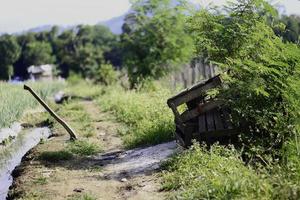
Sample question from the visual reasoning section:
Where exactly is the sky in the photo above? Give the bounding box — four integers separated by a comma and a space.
0, 0, 299, 34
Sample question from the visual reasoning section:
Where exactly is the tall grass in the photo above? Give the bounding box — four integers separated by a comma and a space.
162, 143, 300, 199
98, 84, 175, 148
0, 81, 64, 128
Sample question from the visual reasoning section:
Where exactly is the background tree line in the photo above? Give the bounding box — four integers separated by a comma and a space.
0, 0, 299, 85
0, 24, 119, 80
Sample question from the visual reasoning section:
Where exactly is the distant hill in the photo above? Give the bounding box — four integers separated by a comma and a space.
14, 14, 126, 36
98, 14, 126, 35
26, 25, 53, 33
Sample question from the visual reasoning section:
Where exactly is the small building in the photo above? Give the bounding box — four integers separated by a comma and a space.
27, 64, 53, 81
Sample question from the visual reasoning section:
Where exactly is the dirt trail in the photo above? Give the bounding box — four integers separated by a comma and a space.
10, 100, 173, 200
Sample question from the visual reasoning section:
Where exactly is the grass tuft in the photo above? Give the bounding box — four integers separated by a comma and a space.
67, 140, 101, 156
39, 150, 73, 162
162, 143, 300, 199
98, 84, 174, 148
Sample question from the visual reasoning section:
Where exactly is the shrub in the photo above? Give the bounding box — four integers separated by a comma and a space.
188, 0, 300, 160
95, 63, 117, 86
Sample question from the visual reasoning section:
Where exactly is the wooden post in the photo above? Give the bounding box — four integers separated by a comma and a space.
24, 84, 78, 140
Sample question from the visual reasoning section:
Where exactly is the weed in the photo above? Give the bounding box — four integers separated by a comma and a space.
39, 150, 73, 162
67, 193, 97, 200
65, 80, 103, 99
67, 140, 101, 156
162, 143, 300, 199
98, 84, 174, 148
89, 165, 102, 172
57, 102, 95, 138
33, 176, 47, 185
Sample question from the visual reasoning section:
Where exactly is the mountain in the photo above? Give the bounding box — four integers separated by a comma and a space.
98, 14, 126, 35
13, 14, 126, 36
26, 25, 53, 33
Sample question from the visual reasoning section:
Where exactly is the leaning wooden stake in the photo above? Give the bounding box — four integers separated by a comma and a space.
24, 84, 78, 140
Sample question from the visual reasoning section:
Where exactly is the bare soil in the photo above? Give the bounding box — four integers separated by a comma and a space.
9, 100, 172, 200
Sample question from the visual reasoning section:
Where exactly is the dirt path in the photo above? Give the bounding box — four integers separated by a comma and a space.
9, 100, 171, 200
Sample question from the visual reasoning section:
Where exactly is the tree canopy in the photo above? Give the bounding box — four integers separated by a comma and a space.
121, 0, 194, 86
0, 34, 21, 80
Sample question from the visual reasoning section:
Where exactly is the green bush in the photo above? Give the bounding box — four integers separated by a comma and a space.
188, 0, 300, 160
98, 84, 174, 148
95, 63, 117, 86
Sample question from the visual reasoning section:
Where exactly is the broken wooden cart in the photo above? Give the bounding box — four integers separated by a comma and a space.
167, 75, 237, 147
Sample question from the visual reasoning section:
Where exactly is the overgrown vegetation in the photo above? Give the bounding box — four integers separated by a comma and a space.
0, 81, 63, 128
188, 0, 300, 160
39, 150, 73, 162
67, 140, 101, 156
162, 143, 300, 199
56, 102, 95, 138
98, 83, 174, 148
161, 1, 300, 199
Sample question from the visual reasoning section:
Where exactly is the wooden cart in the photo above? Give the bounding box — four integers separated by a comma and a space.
167, 75, 237, 147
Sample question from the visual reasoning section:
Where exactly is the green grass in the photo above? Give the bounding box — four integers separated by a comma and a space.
33, 176, 48, 185
0, 81, 64, 128
162, 143, 300, 200
39, 150, 73, 162
65, 81, 103, 99
56, 102, 95, 138
67, 140, 101, 156
98, 84, 175, 148
67, 193, 97, 200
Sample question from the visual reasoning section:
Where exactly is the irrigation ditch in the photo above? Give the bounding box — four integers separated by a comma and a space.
0, 125, 51, 199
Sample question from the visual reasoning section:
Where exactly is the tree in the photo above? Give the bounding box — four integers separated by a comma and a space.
121, 0, 194, 86
23, 41, 54, 66
276, 15, 300, 44
0, 34, 21, 80
54, 25, 117, 78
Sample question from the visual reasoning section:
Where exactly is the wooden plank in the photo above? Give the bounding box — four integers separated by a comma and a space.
192, 129, 238, 139
186, 96, 203, 110
175, 131, 185, 147
180, 100, 223, 122
167, 75, 222, 107
206, 111, 215, 132
183, 123, 196, 147
198, 114, 206, 133
213, 109, 224, 130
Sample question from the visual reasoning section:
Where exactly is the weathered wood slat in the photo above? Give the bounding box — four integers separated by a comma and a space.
180, 100, 223, 122
192, 129, 238, 139
198, 114, 206, 133
206, 111, 215, 132
213, 109, 224, 130
167, 75, 222, 107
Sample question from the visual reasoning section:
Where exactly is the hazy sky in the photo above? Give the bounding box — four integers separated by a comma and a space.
0, 0, 299, 33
